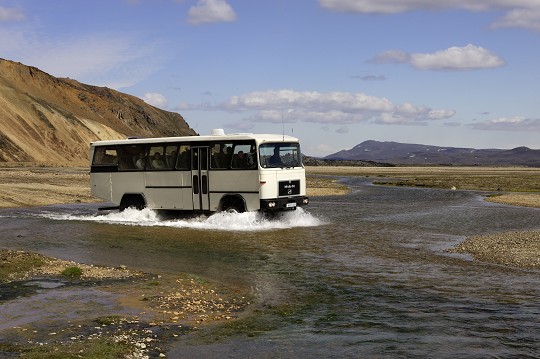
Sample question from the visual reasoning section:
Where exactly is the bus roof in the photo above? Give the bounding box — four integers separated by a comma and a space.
90, 132, 300, 147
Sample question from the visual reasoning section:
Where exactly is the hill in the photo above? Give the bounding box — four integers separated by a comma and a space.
0, 58, 196, 165
325, 140, 540, 167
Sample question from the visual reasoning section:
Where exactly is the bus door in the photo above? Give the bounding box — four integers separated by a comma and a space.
191, 147, 210, 211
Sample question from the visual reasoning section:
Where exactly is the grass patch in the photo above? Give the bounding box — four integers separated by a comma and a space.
61, 266, 83, 278
17, 338, 133, 359
0, 250, 45, 282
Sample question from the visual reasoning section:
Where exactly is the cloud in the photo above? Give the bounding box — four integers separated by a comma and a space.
188, 0, 236, 25
319, 0, 540, 32
0, 5, 25, 22
469, 116, 540, 131
143, 93, 168, 109
351, 74, 387, 81
370, 44, 505, 70
492, 7, 540, 31
185, 89, 455, 126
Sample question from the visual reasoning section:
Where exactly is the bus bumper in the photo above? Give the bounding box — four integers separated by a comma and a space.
260, 196, 309, 211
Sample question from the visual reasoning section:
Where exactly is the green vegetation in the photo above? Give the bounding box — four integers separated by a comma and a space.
0, 250, 45, 282
17, 339, 133, 359
61, 266, 83, 278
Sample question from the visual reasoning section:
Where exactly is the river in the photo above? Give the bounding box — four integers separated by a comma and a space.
1, 177, 540, 358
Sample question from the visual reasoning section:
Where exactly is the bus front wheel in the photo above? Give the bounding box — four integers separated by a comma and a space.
120, 195, 146, 211
220, 196, 245, 213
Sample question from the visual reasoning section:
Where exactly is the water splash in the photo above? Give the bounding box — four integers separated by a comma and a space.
36, 207, 324, 232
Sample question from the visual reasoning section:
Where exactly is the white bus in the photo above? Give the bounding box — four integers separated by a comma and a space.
89, 130, 309, 213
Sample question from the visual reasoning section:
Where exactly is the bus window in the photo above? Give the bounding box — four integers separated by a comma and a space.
133, 147, 147, 170
259, 143, 301, 168
232, 144, 257, 169
118, 145, 146, 170
210, 142, 233, 169
164, 145, 178, 169
146, 146, 167, 170
93, 146, 118, 166
176, 145, 190, 169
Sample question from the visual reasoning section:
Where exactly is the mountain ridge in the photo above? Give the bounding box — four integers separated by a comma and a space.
325, 140, 540, 167
0, 58, 196, 165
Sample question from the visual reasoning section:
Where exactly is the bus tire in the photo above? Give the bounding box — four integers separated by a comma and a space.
120, 194, 146, 211
220, 196, 245, 213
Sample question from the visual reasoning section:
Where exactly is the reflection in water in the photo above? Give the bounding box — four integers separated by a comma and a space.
1, 178, 540, 358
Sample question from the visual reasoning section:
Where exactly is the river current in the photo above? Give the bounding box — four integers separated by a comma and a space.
1, 177, 540, 358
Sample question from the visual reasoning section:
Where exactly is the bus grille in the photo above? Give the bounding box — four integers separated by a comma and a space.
279, 180, 300, 196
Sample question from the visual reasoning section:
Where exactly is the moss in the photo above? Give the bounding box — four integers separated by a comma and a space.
61, 266, 83, 278
18, 339, 133, 359
0, 250, 46, 282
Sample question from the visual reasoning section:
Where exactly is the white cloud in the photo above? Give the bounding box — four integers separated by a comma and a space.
0, 6, 25, 22
319, 0, 540, 32
371, 44, 505, 70
143, 93, 168, 109
188, 0, 236, 25
469, 116, 540, 131
492, 7, 540, 31
187, 89, 455, 126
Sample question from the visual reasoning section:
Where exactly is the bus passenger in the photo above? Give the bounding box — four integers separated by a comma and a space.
135, 153, 146, 169
167, 150, 177, 168
269, 147, 282, 166
176, 147, 190, 169
151, 152, 167, 169
233, 151, 248, 168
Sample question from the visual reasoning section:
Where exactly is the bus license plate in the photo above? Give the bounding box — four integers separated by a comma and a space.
286, 202, 297, 208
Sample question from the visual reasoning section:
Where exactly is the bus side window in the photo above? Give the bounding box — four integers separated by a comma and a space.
164, 145, 178, 169
176, 145, 190, 170
93, 147, 118, 166
118, 145, 144, 170
134, 150, 147, 170
211, 142, 231, 169
231, 144, 256, 169
147, 146, 168, 170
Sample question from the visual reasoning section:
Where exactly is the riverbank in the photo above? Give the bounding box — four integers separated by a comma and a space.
306, 166, 540, 204
2, 166, 539, 208
1, 165, 539, 357
0, 249, 251, 358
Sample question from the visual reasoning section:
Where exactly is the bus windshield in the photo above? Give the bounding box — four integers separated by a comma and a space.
259, 142, 302, 168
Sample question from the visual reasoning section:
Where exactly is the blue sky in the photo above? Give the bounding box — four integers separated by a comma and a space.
1, 0, 539, 156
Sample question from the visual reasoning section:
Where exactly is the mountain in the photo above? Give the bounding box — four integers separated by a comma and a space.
0, 58, 196, 165
325, 140, 540, 167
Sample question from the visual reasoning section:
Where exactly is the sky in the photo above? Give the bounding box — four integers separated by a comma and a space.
1, 0, 539, 157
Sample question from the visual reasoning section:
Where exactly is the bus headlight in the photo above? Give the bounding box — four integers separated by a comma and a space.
303, 198, 309, 204
268, 202, 276, 208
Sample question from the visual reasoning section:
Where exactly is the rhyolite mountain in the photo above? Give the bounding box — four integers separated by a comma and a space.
325, 140, 540, 167
0, 58, 196, 165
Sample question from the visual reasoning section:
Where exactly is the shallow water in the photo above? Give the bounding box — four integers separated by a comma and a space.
1, 178, 540, 357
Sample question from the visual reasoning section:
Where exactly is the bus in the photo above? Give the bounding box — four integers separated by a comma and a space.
89, 129, 309, 213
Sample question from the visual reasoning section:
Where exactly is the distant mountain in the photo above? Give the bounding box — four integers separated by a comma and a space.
0, 58, 196, 165
325, 140, 540, 167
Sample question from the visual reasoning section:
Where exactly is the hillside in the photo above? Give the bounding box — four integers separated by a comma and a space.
0, 58, 196, 165
326, 140, 540, 167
